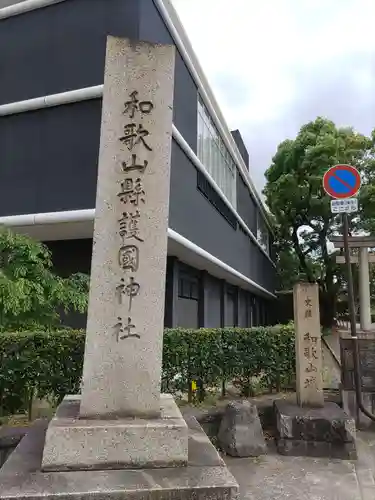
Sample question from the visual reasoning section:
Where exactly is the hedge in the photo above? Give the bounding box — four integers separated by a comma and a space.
0, 325, 295, 417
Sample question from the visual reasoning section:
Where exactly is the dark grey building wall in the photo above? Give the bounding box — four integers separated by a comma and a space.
0, 0, 275, 295
176, 298, 198, 328
0, 100, 101, 216
44, 239, 275, 330
238, 289, 248, 327
0, 0, 197, 151
205, 275, 222, 328
0, 0, 140, 104
169, 141, 276, 292
224, 285, 237, 327
45, 239, 93, 277
231, 130, 249, 169
236, 172, 257, 235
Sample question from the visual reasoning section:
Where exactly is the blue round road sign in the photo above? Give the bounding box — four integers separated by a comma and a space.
323, 164, 361, 199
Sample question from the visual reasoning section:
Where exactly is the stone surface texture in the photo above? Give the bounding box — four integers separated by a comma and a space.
293, 282, 324, 407
5, 418, 375, 500
0, 417, 239, 500
224, 445, 367, 500
42, 394, 188, 471
79, 36, 175, 419
274, 400, 357, 459
277, 438, 357, 460
218, 401, 266, 457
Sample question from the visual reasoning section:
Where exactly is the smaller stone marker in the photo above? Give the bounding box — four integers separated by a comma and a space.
293, 282, 324, 408
274, 282, 357, 459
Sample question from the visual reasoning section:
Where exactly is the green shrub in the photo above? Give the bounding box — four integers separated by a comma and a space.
162, 325, 295, 399
0, 325, 295, 417
0, 330, 85, 417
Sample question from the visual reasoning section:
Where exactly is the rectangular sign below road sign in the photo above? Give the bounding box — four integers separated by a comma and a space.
330, 197, 358, 214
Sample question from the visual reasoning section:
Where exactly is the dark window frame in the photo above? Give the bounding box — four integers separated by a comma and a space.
197, 171, 237, 229
178, 273, 199, 301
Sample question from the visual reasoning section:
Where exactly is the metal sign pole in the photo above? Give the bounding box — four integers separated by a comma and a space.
343, 213, 357, 337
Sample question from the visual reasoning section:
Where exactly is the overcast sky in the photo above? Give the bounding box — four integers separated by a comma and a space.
172, 0, 375, 193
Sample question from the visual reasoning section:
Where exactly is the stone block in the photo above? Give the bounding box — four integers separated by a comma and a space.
42, 394, 188, 471
218, 400, 266, 457
277, 438, 357, 460
275, 400, 356, 442
274, 400, 357, 459
0, 417, 239, 500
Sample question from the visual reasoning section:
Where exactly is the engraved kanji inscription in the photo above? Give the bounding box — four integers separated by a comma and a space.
113, 316, 140, 341
304, 376, 317, 389
305, 308, 312, 318
304, 332, 311, 342
304, 347, 311, 359
305, 298, 312, 307
115, 277, 141, 311
123, 90, 153, 119
118, 244, 139, 272
119, 123, 152, 152
118, 178, 145, 206
121, 154, 148, 174
119, 211, 143, 242
305, 361, 317, 373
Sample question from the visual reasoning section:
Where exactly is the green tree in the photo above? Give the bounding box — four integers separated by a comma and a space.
358, 129, 375, 233
0, 227, 89, 331
264, 117, 372, 327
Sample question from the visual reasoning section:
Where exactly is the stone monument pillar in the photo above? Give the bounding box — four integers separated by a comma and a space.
274, 282, 357, 460
78, 36, 173, 420
294, 282, 324, 407
0, 36, 238, 500
41, 36, 188, 471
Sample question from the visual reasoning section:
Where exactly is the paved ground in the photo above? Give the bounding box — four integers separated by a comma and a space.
224, 432, 375, 500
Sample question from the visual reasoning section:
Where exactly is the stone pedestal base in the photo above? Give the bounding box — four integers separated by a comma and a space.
42, 394, 188, 471
274, 400, 357, 460
0, 414, 238, 500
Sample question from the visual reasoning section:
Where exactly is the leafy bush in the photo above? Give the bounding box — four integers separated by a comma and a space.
162, 325, 295, 399
0, 227, 89, 332
0, 325, 295, 417
0, 330, 85, 417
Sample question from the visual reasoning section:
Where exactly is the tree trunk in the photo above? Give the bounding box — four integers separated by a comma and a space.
319, 286, 337, 328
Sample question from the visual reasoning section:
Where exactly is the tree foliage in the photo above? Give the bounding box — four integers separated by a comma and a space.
0, 228, 89, 331
264, 117, 374, 326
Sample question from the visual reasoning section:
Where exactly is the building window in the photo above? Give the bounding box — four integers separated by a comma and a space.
178, 273, 199, 300
257, 212, 270, 255
197, 95, 237, 207
197, 171, 237, 229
